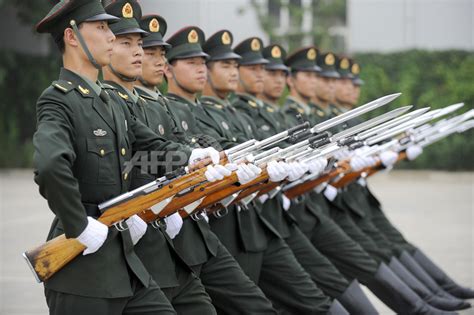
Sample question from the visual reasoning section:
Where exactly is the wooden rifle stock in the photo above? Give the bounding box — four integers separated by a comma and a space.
283, 162, 350, 199
23, 161, 217, 283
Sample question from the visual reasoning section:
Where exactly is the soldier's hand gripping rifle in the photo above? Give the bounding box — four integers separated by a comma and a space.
332, 105, 472, 187
199, 94, 407, 215
22, 121, 310, 283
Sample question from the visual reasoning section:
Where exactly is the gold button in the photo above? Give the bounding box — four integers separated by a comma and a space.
123, 173, 128, 180
100, 149, 105, 156
121, 148, 126, 156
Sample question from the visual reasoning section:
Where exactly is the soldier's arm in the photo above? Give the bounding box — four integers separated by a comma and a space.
33, 89, 88, 238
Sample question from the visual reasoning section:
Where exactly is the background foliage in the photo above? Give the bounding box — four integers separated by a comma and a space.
0, 1, 471, 170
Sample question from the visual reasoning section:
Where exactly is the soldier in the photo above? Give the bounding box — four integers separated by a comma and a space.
100, 4, 223, 313
311, 51, 340, 120
281, 46, 459, 314
343, 59, 474, 302
33, 0, 221, 313
162, 26, 280, 314
242, 43, 379, 314
198, 33, 349, 314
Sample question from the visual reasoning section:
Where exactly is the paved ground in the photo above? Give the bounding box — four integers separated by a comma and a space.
0, 169, 472, 314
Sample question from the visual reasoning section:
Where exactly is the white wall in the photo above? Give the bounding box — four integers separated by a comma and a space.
140, 0, 267, 46
348, 0, 474, 53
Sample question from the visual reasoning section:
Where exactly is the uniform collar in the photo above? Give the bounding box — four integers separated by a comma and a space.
135, 85, 161, 101
167, 93, 199, 106
286, 96, 311, 115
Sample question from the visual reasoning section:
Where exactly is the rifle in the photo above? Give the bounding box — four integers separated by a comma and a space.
22, 120, 310, 283
21, 92, 402, 283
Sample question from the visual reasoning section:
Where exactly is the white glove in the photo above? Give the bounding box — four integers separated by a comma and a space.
406, 145, 423, 161
77, 217, 109, 255
323, 185, 338, 201
266, 161, 289, 182
205, 164, 232, 182
189, 147, 220, 165
226, 163, 262, 184
286, 162, 309, 181
126, 215, 148, 245
313, 182, 327, 193
379, 150, 398, 168
307, 157, 327, 175
357, 177, 367, 187
164, 212, 183, 239
364, 156, 378, 168
258, 194, 269, 204
350, 155, 366, 172
281, 194, 291, 211
334, 148, 352, 161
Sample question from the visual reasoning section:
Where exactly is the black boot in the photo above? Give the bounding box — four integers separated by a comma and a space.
367, 263, 457, 314
389, 257, 471, 311
399, 251, 469, 301
327, 299, 350, 315
413, 248, 474, 300
338, 279, 379, 314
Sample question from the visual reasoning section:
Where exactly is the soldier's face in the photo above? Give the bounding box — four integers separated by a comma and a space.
239, 64, 265, 95
75, 21, 115, 66
289, 71, 317, 99
142, 46, 166, 86
351, 84, 361, 105
315, 76, 336, 102
263, 69, 287, 100
110, 34, 144, 79
171, 57, 208, 93
208, 60, 239, 92
335, 78, 353, 103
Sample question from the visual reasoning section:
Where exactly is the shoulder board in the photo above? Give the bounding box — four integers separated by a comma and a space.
52, 80, 74, 94
247, 100, 258, 108
102, 83, 116, 90
117, 91, 129, 100
138, 93, 156, 102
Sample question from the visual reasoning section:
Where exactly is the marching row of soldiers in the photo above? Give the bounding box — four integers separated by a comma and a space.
32, 0, 474, 314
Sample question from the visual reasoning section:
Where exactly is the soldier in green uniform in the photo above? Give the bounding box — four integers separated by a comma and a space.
326, 55, 472, 311
311, 51, 339, 120
100, 4, 221, 313
162, 26, 280, 314
339, 59, 474, 303
242, 43, 380, 314
280, 46, 459, 314
32, 0, 220, 313
202, 34, 354, 314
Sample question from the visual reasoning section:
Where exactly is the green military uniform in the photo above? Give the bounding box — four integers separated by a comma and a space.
236, 44, 374, 308
200, 35, 350, 314
164, 27, 278, 314
33, 1, 190, 313
104, 8, 217, 304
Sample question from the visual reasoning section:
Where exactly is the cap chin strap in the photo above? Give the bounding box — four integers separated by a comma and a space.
70, 20, 102, 70
207, 75, 229, 100
238, 78, 255, 97
138, 77, 155, 89
169, 66, 196, 96
108, 64, 137, 82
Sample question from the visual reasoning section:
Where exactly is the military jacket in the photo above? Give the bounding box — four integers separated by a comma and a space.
33, 68, 190, 298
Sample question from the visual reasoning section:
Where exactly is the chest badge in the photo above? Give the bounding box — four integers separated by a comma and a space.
181, 120, 189, 131
221, 121, 229, 130
261, 125, 270, 131
93, 128, 107, 137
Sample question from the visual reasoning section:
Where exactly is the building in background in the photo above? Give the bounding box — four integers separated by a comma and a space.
347, 0, 474, 53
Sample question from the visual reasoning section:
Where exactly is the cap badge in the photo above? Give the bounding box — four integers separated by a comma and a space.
122, 3, 133, 18
149, 18, 160, 33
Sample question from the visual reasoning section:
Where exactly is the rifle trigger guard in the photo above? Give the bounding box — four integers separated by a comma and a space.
113, 220, 128, 232
213, 207, 229, 219
151, 219, 166, 230
190, 210, 205, 221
